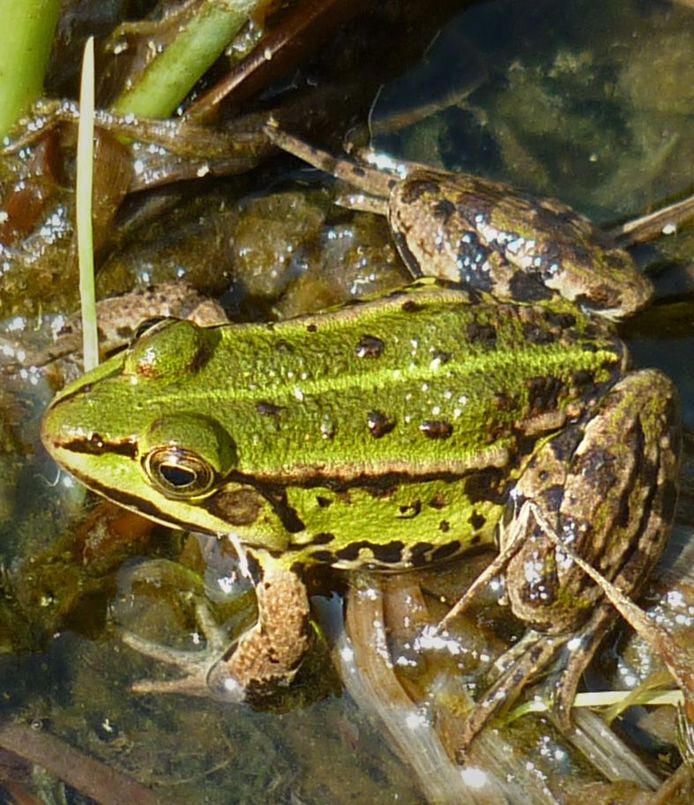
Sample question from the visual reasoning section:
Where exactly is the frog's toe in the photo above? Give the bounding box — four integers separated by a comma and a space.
132, 660, 245, 702
121, 629, 208, 669
120, 600, 238, 699
549, 601, 616, 732
121, 629, 222, 698
121, 565, 312, 702
457, 632, 563, 751
458, 600, 619, 753
130, 666, 215, 698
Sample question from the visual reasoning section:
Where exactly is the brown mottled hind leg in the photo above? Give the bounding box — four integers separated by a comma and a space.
455, 369, 680, 752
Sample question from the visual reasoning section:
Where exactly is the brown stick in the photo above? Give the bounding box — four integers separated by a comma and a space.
0, 722, 163, 805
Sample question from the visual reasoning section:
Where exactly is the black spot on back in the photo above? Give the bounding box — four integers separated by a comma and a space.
334, 539, 405, 565
311, 550, 335, 564
420, 420, 453, 439
371, 540, 406, 564
398, 500, 422, 518
431, 348, 451, 364
257, 401, 284, 419
466, 320, 497, 346
335, 543, 362, 562
356, 334, 385, 358
367, 410, 396, 439
409, 541, 434, 567
469, 512, 486, 530
262, 487, 306, 533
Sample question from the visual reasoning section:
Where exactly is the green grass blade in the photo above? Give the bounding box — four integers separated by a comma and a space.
76, 37, 98, 371
0, 0, 60, 138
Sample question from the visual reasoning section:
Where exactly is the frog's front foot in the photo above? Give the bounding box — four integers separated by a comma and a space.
122, 598, 239, 699
122, 563, 312, 701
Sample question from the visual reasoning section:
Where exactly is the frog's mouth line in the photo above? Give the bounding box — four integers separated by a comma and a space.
54, 456, 216, 535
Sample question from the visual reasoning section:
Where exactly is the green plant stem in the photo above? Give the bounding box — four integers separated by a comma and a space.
112, 0, 263, 119
0, 0, 60, 138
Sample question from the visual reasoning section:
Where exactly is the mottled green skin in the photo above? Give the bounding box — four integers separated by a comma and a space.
42, 281, 624, 571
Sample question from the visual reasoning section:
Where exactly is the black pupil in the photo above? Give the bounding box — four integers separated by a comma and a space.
160, 463, 197, 488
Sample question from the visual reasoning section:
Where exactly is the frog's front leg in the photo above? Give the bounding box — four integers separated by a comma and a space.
458, 369, 680, 749
123, 554, 312, 701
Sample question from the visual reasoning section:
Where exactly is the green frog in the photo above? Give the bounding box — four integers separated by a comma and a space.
41, 132, 680, 749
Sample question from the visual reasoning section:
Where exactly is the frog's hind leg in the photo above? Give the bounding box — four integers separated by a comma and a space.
457, 369, 680, 751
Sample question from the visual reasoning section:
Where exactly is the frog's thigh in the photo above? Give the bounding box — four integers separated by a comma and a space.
504, 368, 680, 633
209, 559, 311, 697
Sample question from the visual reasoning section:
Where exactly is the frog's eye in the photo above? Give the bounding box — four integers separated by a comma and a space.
140, 413, 237, 501
143, 446, 216, 499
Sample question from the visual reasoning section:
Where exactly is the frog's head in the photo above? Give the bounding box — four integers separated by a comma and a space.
41, 320, 288, 551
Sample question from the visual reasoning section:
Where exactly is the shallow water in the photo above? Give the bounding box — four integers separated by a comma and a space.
1, 0, 693, 802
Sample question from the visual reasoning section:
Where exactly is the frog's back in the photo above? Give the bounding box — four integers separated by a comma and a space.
190, 284, 625, 480
50, 284, 625, 483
